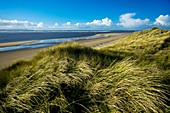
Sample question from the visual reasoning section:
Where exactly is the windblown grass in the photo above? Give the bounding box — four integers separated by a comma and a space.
0, 27, 170, 112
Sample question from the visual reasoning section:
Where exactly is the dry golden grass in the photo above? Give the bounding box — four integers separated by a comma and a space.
0, 27, 170, 112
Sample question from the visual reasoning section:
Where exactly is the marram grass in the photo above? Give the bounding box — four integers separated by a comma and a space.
0, 27, 170, 113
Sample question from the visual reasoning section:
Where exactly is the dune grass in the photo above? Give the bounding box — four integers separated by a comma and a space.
0, 27, 170, 112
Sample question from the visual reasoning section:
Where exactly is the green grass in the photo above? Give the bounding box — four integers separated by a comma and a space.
0, 27, 170, 113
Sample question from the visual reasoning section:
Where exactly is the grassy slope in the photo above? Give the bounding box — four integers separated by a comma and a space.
0, 27, 170, 113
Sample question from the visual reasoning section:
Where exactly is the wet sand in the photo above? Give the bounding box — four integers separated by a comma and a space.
0, 33, 130, 69
0, 40, 37, 47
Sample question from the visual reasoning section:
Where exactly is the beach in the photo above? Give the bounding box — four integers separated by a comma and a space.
0, 33, 129, 69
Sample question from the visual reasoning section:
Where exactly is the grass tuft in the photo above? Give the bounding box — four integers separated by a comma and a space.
0, 28, 170, 112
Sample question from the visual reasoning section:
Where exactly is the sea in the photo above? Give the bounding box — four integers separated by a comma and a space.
0, 30, 135, 52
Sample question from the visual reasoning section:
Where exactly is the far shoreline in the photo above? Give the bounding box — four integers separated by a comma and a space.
0, 40, 37, 47
0, 33, 130, 69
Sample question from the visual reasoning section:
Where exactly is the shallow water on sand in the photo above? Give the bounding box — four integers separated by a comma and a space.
0, 35, 103, 51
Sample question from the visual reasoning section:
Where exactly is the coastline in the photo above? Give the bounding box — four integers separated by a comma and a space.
77, 33, 129, 49
0, 35, 104, 52
0, 40, 37, 47
0, 33, 130, 69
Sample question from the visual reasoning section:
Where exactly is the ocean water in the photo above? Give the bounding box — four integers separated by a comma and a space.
0, 30, 134, 52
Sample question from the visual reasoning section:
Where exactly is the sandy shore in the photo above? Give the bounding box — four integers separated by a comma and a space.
0, 40, 37, 47
77, 33, 129, 49
0, 33, 130, 69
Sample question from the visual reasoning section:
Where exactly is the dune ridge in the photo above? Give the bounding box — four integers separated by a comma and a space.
0, 27, 170, 112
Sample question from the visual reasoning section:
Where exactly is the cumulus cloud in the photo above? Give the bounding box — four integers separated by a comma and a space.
37, 22, 43, 28
0, 19, 33, 28
52, 18, 112, 30
0, 19, 44, 29
66, 22, 71, 26
2, 15, 170, 30
75, 23, 80, 27
86, 17, 112, 26
48, 23, 59, 29
117, 13, 150, 28
0, 17, 113, 30
60, 22, 72, 28
154, 15, 170, 26
54, 23, 58, 26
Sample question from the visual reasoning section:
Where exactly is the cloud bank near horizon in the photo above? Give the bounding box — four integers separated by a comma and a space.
0, 13, 170, 30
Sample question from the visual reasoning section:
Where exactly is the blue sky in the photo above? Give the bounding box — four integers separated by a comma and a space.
0, 0, 170, 30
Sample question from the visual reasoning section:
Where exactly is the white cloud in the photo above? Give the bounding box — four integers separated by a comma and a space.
154, 15, 170, 26
0, 19, 31, 28
86, 17, 112, 26
0, 19, 43, 29
37, 22, 43, 28
117, 13, 150, 28
0, 17, 112, 30
62, 22, 71, 27
60, 22, 72, 28
54, 23, 58, 26
48, 23, 59, 29
75, 23, 80, 27
2, 14, 170, 30
66, 22, 71, 26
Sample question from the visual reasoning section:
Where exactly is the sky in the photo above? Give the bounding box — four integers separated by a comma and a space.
0, 0, 170, 30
